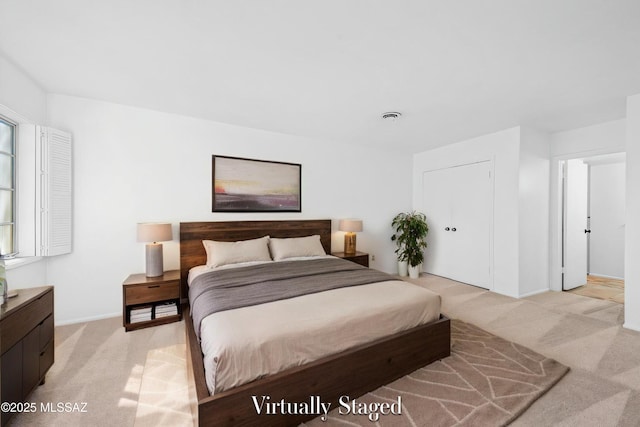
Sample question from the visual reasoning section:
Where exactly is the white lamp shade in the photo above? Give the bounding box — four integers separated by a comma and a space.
338, 219, 363, 233
137, 223, 173, 243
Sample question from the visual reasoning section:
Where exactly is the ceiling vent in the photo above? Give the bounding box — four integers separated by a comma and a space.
381, 112, 402, 121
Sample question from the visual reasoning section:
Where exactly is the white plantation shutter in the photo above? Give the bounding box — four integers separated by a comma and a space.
36, 126, 72, 256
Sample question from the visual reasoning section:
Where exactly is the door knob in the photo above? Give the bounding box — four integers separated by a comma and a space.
584, 229, 591, 234
445, 227, 450, 231
452, 228, 457, 232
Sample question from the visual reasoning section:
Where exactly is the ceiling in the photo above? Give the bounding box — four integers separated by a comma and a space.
2, 0, 640, 153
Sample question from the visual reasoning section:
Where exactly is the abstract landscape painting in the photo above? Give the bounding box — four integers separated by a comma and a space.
212, 155, 301, 212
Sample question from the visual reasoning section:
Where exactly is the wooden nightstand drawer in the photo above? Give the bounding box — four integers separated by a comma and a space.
125, 281, 179, 305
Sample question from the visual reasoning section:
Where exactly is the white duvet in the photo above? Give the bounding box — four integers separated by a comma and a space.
192, 263, 441, 394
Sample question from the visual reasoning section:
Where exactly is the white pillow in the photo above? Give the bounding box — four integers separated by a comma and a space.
268, 235, 326, 261
203, 236, 272, 268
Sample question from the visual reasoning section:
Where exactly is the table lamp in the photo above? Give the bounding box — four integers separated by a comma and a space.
338, 219, 363, 256
137, 223, 173, 277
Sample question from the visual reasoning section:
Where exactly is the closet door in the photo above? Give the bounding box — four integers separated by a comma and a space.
421, 161, 491, 289
449, 162, 491, 288
422, 167, 454, 277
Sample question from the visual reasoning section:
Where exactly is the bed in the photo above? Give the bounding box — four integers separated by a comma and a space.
181, 220, 450, 426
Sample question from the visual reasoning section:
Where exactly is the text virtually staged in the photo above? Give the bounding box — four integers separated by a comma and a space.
251, 394, 403, 422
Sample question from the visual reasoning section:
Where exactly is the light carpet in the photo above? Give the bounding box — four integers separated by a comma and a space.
8, 273, 640, 426
304, 319, 568, 426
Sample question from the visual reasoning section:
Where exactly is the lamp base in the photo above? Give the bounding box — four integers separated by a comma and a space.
344, 232, 357, 256
145, 243, 164, 277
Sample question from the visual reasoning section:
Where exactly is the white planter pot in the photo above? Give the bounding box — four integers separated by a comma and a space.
408, 264, 421, 279
397, 260, 408, 277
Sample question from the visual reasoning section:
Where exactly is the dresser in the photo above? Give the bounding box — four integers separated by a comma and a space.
1, 286, 54, 427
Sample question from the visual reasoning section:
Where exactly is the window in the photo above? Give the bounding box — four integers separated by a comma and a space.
0, 107, 72, 261
0, 116, 16, 257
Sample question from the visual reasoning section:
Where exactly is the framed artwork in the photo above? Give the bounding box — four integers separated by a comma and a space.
212, 155, 302, 212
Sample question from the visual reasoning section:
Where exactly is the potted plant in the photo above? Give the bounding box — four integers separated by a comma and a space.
391, 211, 428, 279
391, 221, 409, 277
390, 216, 408, 276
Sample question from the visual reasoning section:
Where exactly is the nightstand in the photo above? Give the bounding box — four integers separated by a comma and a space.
122, 270, 181, 332
332, 251, 369, 267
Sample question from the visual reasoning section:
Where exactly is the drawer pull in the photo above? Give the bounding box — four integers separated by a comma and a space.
148, 285, 160, 288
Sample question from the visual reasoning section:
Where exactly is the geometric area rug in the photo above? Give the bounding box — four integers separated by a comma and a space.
305, 319, 569, 426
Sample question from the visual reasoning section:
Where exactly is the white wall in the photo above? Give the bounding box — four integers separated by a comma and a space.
413, 127, 521, 297
0, 53, 48, 288
0, 55, 46, 123
550, 119, 626, 158
625, 94, 640, 331
518, 128, 550, 297
413, 126, 550, 298
45, 94, 412, 324
4, 259, 47, 289
548, 119, 626, 291
589, 161, 625, 279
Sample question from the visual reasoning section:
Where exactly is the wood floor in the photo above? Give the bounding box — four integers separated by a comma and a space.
567, 274, 624, 304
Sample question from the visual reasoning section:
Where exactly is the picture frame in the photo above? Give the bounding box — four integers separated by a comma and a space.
212, 155, 302, 212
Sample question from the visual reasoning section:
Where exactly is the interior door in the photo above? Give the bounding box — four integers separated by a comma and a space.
422, 167, 453, 278
421, 161, 491, 289
449, 162, 491, 288
563, 159, 589, 290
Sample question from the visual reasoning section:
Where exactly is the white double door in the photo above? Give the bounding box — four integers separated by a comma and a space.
421, 161, 492, 289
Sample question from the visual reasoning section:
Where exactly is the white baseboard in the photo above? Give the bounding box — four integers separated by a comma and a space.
55, 312, 120, 327
588, 273, 624, 280
518, 288, 550, 298
623, 321, 640, 332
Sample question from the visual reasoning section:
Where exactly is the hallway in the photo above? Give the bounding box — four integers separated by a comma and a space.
568, 275, 624, 304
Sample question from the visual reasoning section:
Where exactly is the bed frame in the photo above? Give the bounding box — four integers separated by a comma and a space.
180, 220, 451, 426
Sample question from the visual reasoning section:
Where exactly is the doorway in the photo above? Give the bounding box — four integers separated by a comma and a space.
561, 153, 626, 302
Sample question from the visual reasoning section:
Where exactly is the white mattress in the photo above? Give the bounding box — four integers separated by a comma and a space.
197, 275, 441, 394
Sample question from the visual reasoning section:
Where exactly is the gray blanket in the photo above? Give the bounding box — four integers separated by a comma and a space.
189, 258, 394, 339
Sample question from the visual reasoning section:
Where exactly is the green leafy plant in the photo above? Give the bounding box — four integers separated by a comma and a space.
391, 211, 429, 267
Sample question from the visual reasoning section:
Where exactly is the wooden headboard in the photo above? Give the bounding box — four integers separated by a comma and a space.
179, 219, 332, 300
